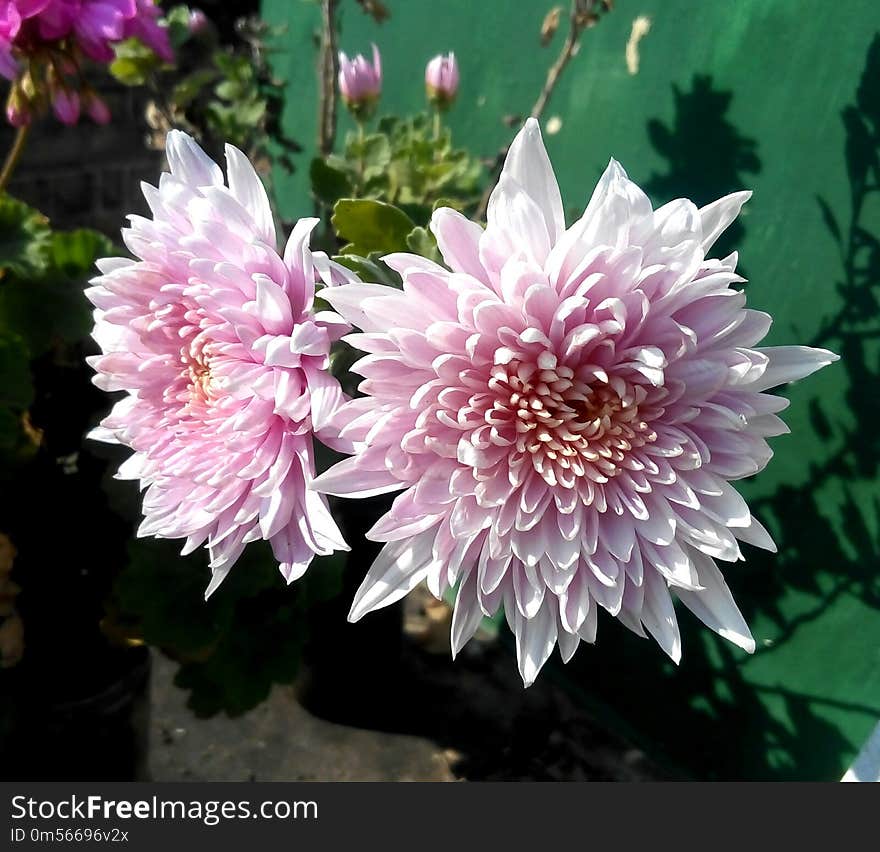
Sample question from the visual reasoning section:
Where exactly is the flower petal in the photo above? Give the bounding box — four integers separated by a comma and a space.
225, 142, 276, 246
698, 191, 752, 254
348, 532, 436, 622
499, 117, 565, 244
675, 549, 755, 653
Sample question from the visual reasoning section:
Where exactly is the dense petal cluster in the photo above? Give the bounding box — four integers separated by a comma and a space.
87, 131, 353, 595
316, 118, 838, 685
1, 0, 171, 125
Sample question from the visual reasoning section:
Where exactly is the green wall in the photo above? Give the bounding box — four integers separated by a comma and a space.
263, 0, 880, 779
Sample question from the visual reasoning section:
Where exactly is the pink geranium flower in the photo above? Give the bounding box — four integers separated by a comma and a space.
87, 131, 353, 595
2, 0, 171, 124
1, 0, 171, 76
122, 0, 173, 63
315, 118, 838, 685
0, 0, 52, 78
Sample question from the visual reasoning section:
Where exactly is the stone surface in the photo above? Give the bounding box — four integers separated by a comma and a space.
149, 650, 456, 782
148, 609, 668, 783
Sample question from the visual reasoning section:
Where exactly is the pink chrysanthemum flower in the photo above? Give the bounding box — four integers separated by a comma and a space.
337, 43, 382, 114
315, 118, 838, 685
87, 131, 353, 595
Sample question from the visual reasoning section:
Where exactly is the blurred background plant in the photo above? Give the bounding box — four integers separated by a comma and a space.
109, 4, 301, 183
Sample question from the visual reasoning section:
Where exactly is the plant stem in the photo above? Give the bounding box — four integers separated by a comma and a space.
529, 2, 585, 120
433, 108, 441, 142
317, 0, 340, 157
475, 0, 602, 220
0, 124, 30, 194
357, 119, 365, 192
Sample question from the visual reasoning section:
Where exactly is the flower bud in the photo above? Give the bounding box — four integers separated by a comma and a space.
5, 84, 30, 127
85, 92, 111, 125
338, 43, 381, 119
19, 69, 36, 100
188, 9, 209, 34
52, 88, 80, 125
425, 52, 459, 109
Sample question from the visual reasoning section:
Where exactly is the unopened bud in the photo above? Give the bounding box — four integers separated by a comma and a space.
5, 86, 31, 128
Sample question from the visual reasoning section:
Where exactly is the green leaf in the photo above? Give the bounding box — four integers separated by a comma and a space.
0, 331, 32, 409
108, 57, 148, 86
165, 4, 194, 26
171, 69, 217, 109
114, 538, 281, 657
363, 134, 391, 169
0, 195, 50, 278
47, 229, 113, 277
213, 51, 252, 81
405, 226, 442, 264
113, 538, 309, 718
309, 157, 354, 206
333, 253, 402, 288
109, 38, 161, 85
0, 227, 111, 356
433, 197, 465, 212
165, 5, 196, 50
331, 199, 415, 257
174, 597, 305, 718
215, 80, 246, 101
237, 98, 266, 126
377, 115, 400, 136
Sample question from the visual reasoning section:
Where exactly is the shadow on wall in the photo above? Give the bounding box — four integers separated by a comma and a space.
544, 61, 880, 780
645, 74, 761, 260
746, 33, 880, 678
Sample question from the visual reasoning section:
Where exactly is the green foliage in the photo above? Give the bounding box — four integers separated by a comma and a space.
0, 196, 50, 279
173, 596, 306, 717
310, 157, 354, 207
111, 539, 346, 717
0, 194, 112, 464
120, 6, 301, 177
405, 225, 442, 264
310, 114, 484, 227
109, 38, 165, 86
0, 332, 31, 409
47, 229, 114, 280
332, 198, 415, 256
310, 114, 483, 277
329, 197, 445, 281
333, 252, 403, 288
109, 4, 187, 84
0, 226, 112, 358
163, 4, 197, 50
200, 50, 268, 147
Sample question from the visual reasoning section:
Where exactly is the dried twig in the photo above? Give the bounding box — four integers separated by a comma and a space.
355, 0, 390, 23
476, 0, 607, 220
317, 0, 339, 157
